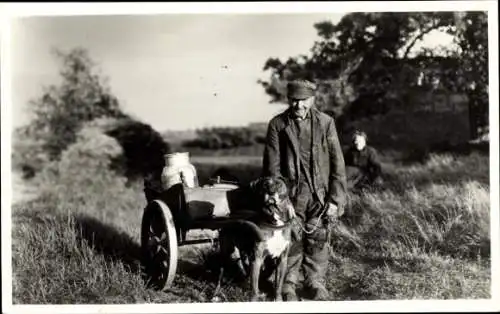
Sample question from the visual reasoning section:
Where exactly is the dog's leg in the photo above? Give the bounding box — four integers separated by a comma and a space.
275, 248, 289, 302
212, 229, 231, 302
211, 265, 225, 302
233, 247, 248, 278
251, 248, 264, 302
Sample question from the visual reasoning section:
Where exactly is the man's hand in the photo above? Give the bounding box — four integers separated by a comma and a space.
324, 202, 339, 224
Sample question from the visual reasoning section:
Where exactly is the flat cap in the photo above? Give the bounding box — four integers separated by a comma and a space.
287, 80, 317, 100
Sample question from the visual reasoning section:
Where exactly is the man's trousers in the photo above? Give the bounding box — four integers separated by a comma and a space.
284, 180, 330, 288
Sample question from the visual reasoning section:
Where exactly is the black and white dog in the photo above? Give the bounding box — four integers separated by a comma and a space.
215, 176, 296, 302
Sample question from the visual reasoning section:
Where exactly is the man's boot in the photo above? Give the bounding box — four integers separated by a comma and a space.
309, 281, 329, 301
282, 282, 298, 301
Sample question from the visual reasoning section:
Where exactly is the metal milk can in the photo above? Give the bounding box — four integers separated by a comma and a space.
161, 152, 198, 190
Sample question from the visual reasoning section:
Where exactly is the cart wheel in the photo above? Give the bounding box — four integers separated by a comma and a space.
141, 200, 178, 290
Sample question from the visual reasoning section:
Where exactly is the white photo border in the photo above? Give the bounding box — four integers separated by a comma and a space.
1, 1, 499, 313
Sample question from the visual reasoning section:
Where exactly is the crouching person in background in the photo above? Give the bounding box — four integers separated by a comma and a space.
344, 130, 383, 192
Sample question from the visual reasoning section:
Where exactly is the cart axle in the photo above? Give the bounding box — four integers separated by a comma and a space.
179, 238, 219, 246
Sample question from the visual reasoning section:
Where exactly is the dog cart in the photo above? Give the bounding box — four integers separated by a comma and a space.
140, 153, 258, 290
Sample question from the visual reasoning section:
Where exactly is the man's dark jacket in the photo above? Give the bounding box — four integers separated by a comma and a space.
262, 108, 347, 210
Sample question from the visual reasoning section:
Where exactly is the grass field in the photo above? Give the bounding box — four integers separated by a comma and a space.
11, 139, 491, 303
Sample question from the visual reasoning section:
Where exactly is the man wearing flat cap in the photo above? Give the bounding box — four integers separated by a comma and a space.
263, 79, 347, 301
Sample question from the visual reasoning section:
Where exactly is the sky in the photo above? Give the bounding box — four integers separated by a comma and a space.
10, 13, 456, 132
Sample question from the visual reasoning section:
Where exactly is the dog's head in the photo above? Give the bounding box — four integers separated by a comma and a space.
250, 176, 296, 226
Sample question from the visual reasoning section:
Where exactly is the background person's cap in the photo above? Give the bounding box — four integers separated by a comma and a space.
287, 80, 317, 100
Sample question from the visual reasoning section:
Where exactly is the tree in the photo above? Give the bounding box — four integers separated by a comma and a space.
258, 12, 467, 128
13, 47, 171, 180
22, 47, 128, 162
260, 12, 489, 141
451, 12, 489, 141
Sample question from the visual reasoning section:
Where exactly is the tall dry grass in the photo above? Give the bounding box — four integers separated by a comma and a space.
324, 151, 490, 300
336, 180, 489, 258
11, 122, 491, 303
11, 122, 232, 304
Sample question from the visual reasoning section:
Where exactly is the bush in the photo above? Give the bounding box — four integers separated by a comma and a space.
105, 117, 171, 179
183, 126, 266, 150
32, 120, 142, 217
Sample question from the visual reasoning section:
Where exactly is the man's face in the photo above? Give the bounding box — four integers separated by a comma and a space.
353, 135, 366, 151
288, 97, 315, 119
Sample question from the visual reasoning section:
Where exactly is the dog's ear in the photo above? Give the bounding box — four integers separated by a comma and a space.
249, 177, 265, 194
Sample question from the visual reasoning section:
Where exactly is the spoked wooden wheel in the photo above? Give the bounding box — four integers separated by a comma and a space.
141, 200, 178, 290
